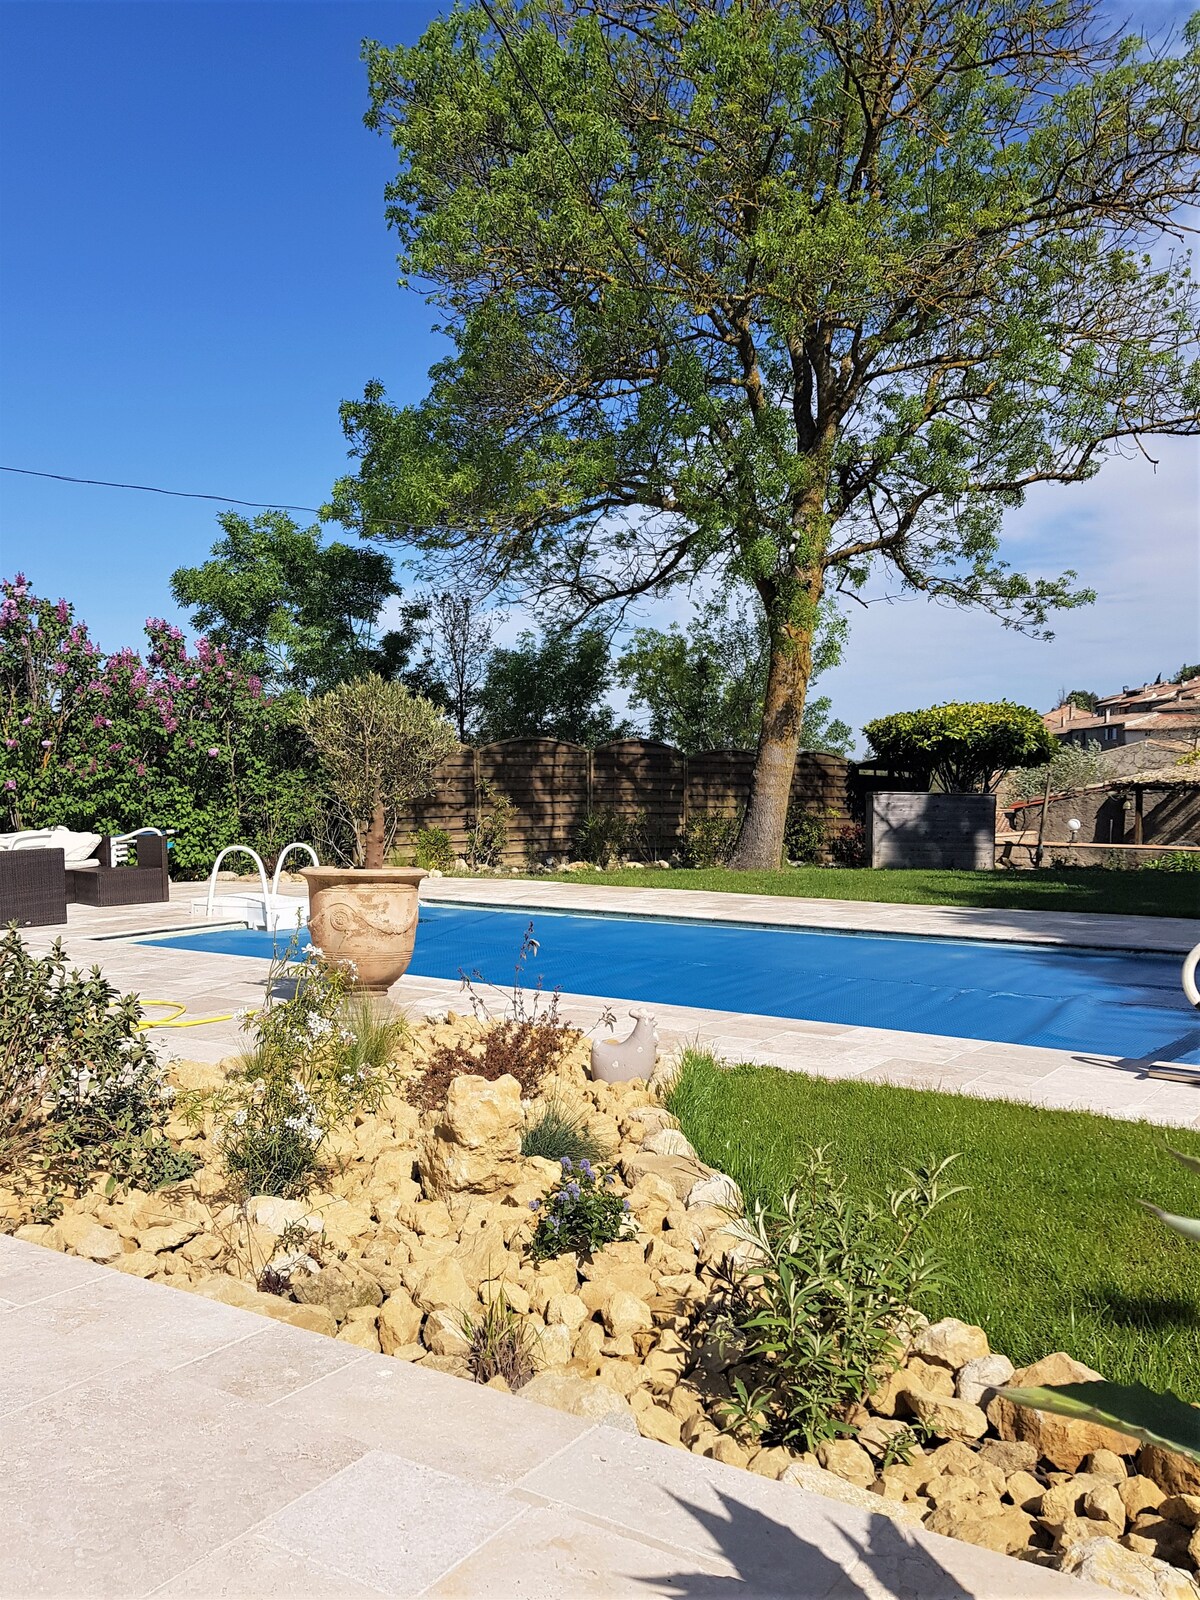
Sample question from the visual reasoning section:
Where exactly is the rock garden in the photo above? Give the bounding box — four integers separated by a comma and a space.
2, 925, 1200, 1600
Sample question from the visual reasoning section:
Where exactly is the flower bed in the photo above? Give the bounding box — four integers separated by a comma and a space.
2, 1010, 1199, 1599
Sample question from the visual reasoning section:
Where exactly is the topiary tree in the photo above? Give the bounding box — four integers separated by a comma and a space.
299, 675, 458, 868
863, 702, 1054, 793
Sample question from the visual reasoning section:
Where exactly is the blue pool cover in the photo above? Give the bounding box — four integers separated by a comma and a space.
143, 903, 1200, 1064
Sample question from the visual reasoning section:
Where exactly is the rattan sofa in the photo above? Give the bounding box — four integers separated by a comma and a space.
0, 847, 69, 928
66, 833, 171, 908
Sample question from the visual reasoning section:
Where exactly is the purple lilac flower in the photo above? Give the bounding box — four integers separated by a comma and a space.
207, 746, 220, 757
49, 661, 67, 677
39, 739, 51, 749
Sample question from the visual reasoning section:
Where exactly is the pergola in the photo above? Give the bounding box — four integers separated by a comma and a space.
1110, 764, 1200, 845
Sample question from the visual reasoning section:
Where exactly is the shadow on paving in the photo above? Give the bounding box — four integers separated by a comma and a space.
641, 1489, 978, 1598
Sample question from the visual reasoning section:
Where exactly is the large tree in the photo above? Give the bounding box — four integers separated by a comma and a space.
617, 595, 851, 756
330, 0, 1200, 866
171, 512, 428, 695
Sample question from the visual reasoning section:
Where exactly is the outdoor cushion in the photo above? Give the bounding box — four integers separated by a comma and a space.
47, 827, 103, 863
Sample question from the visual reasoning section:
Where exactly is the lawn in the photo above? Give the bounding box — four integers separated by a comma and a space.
539, 864, 1199, 919
667, 1050, 1200, 1398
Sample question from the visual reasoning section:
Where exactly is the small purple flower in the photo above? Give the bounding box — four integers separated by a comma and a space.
39, 739, 51, 749
579, 1159, 593, 1177
49, 661, 67, 677
207, 746, 220, 757
3, 739, 15, 750
3, 779, 15, 791
528, 1198, 541, 1211
559, 1155, 573, 1172
621, 1199, 631, 1212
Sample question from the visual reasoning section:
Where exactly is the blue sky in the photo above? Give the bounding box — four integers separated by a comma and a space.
1, 0, 1197, 749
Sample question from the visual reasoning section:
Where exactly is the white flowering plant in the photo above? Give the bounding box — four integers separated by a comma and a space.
193, 939, 409, 1198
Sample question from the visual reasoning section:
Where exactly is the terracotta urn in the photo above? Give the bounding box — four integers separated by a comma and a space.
301, 866, 427, 993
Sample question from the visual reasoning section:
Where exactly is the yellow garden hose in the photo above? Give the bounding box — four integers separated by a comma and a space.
135, 1000, 237, 1031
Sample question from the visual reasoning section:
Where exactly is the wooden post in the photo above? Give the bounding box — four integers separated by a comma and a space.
1133, 785, 1144, 846
1034, 767, 1053, 867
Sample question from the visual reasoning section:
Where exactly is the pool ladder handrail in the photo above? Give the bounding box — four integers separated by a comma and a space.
271, 841, 319, 898
1184, 942, 1200, 1011
204, 846, 271, 920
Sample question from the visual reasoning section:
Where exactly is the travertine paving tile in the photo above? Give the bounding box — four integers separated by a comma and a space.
268, 1353, 593, 1488
180, 1319, 368, 1405
0, 1368, 365, 1597
261, 1451, 521, 1597
158, 1532, 384, 1597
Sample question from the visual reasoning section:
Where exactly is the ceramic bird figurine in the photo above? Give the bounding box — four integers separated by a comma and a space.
590, 1010, 659, 1084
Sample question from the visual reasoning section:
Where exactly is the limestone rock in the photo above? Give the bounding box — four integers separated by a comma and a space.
536, 1324, 573, 1367
1140, 1445, 1200, 1499
899, 1386, 988, 1442
520, 1371, 638, 1433
417, 1074, 524, 1199
638, 1404, 683, 1447
1159, 1495, 1200, 1529
780, 1461, 916, 1524
1123, 1478, 1169, 1521
978, 1439, 1038, 1475
990, 1353, 1138, 1471
291, 1260, 382, 1324
424, 1307, 470, 1357
337, 1318, 382, 1353
685, 1172, 742, 1212
378, 1288, 424, 1353
1007, 1470, 1045, 1512
545, 1292, 587, 1330
192, 1274, 336, 1336
913, 1318, 990, 1371
1085, 1450, 1131, 1483
602, 1291, 654, 1338
54, 1214, 123, 1262
1122, 1514, 1193, 1566
1059, 1534, 1200, 1600
620, 1149, 708, 1202
247, 1196, 323, 1236
955, 1354, 1014, 1407
137, 1219, 202, 1255
817, 1440, 875, 1489
924, 1502, 1035, 1558
412, 1257, 474, 1316
640, 1128, 698, 1161
903, 1356, 956, 1397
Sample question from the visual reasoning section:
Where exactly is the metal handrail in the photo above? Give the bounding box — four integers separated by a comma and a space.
270, 841, 319, 898
1184, 943, 1200, 1011
204, 846, 270, 919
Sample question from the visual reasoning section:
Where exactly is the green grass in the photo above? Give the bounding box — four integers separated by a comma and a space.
533, 865, 1199, 918
667, 1050, 1200, 1397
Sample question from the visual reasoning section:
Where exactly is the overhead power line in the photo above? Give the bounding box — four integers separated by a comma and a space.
0, 464, 321, 514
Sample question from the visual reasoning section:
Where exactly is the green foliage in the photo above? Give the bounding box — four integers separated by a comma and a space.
299, 674, 458, 867
783, 807, 828, 865
465, 778, 513, 868
413, 825, 455, 871
521, 1097, 610, 1167
170, 511, 430, 695
1176, 665, 1200, 684
576, 806, 646, 866
1006, 738, 1106, 803
528, 1156, 635, 1261
1061, 690, 1100, 712
0, 929, 196, 1203
828, 822, 867, 868
0, 576, 315, 877
864, 702, 1054, 792
618, 596, 851, 757
329, 0, 1200, 861
680, 812, 741, 868
200, 943, 408, 1198
722, 1147, 962, 1452
1141, 851, 1200, 872
475, 628, 630, 747
666, 1049, 1200, 1395
460, 1289, 539, 1389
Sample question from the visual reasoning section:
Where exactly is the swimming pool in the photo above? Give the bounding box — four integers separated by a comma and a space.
140, 903, 1200, 1064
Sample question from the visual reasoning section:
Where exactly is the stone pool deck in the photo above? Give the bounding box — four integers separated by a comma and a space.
23, 878, 1200, 1130
0, 1233, 1105, 1599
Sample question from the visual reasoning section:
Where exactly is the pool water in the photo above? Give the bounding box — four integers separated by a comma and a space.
141, 903, 1200, 1064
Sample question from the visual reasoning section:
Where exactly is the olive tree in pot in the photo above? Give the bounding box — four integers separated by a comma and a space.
299, 675, 458, 991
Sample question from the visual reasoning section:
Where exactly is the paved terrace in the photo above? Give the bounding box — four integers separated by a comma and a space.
0, 1234, 1104, 1599
24, 877, 1200, 1130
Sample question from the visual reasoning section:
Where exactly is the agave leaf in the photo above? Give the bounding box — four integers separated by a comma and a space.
1138, 1200, 1200, 1241
1167, 1146, 1200, 1178
999, 1382, 1200, 1464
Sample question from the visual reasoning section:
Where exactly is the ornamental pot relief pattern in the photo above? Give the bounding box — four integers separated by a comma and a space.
301, 866, 427, 993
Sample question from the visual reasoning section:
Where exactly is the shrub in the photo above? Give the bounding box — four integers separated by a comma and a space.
723, 1146, 963, 1452
413, 825, 455, 871
299, 674, 457, 868
408, 924, 580, 1109
466, 778, 513, 868
0, 928, 195, 1203
199, 942, 408, 1197
1005, 738, 1105, 803
460, 1290, 539, 1388
577, 807, 646, 866
0, 575, 314, 876
1141, 851, 1200, 872
529, 1156, 635, 1261
827, 821, 866, 866
521, 1097, 611, 1166
680, 811, 741, 867
864, 701, 1054, 792
783, 806, 827, 864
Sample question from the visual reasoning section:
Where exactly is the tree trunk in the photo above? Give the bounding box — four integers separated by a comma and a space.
729, 610, 815, 870
363, 797, 388, 869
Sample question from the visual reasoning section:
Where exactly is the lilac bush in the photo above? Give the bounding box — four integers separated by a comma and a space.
0, 574, 315, 874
